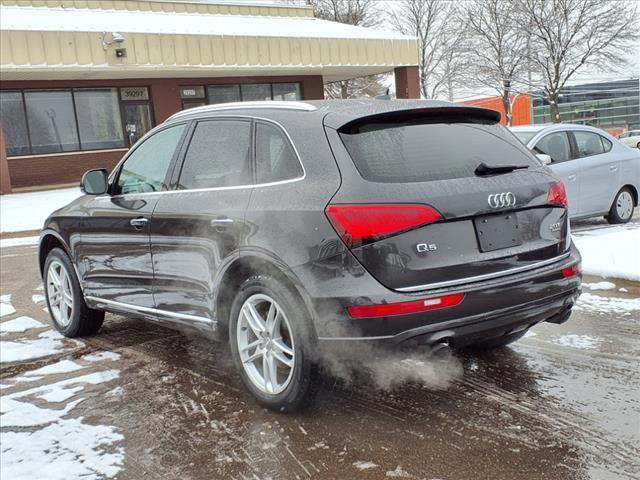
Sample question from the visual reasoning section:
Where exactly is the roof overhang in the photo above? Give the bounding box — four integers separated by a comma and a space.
0, 5, 419, 83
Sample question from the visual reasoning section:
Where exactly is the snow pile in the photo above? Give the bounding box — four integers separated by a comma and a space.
1, 355, 124, 479
0, 187, 81, 233
572, 225, 640, 281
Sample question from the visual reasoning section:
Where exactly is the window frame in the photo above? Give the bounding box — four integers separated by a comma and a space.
0, 86, 154, 157
533, 131, 574, 164
109, 121, 190, 197
167, 115, 305, 193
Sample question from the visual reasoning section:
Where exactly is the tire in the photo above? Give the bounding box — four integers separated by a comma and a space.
228, 274, 319, 412
44, 248, 104, 337
605, 187, 635, 224
468, 329, 528, 351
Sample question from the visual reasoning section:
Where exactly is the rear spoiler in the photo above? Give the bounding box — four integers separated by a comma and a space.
335, 106, 502, 134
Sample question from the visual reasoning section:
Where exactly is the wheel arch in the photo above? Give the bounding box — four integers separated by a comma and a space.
39, 230, 71, 277
622, 184, 639, 206
214, 252, 315, 332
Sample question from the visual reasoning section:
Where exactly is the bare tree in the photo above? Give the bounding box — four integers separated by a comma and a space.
522, 0, 639, 122
462, 0, 530, 125
390, 0, 467, 100
309, 0, 386, 99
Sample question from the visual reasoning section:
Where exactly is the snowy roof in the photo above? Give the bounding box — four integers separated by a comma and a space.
0, 5, 413, 41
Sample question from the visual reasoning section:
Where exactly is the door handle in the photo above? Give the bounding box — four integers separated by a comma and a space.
130, 217, 149, 229
609, 165, 619, 172
210, 217, 233, 227
567, 174, 577, 182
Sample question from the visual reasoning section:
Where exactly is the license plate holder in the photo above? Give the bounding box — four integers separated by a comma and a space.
474, 213, 523, 252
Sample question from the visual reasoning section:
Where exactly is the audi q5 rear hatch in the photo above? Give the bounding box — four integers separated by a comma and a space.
324, 105, 570, 291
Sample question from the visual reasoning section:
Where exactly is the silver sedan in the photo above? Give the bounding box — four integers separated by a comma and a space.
511, 124, 640, 223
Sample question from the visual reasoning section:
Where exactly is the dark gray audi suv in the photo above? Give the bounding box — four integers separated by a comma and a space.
39, 100, 582, 411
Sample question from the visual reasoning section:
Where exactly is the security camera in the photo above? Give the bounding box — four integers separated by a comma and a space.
111, 32, 125, 44
101, 32, 126, 50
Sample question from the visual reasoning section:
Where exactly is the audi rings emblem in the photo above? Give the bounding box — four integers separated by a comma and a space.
487, 192, 516, 209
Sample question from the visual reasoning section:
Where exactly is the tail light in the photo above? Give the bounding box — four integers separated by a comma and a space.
562, 263, 582, 278
347, 293, 465, 319
325, 204, 442, 248
548, 181, 568, 208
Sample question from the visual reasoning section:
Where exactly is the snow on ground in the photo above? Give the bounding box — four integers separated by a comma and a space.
1, 355, 124, 480
574, 292, 640, 315
0, 328, 81, 363
0, 236, 40, 248
1, 294, 16, 317
572, 224, 640, 282
582, 281, 616, 291
551, 334, 600, 350
0, 316, 45, 334
0, 187, 81, 233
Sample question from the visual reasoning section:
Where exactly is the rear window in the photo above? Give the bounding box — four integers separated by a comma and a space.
339, 121, 537, 183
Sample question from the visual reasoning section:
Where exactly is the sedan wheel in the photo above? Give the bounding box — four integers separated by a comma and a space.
46, 259, 74, 327
237, 294, 295, 395
615, 190, 634, 221
606, 187, 635, 224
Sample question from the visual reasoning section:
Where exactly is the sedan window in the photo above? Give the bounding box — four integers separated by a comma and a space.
114, 124, 186, 195
533, 132, 571, 163
573, 131, 605, 158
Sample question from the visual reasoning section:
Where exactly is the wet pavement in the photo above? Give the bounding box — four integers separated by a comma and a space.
1, 240, 639, 480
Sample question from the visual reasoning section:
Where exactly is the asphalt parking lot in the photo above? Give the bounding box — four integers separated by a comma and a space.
1, 235, 639, 480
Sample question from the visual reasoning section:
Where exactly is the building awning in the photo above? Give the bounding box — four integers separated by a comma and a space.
0, 4, 419, 82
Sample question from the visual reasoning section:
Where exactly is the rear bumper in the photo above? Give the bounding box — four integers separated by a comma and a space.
302, 244, 581, 347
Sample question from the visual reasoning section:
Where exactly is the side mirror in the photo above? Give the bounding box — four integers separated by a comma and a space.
536, 154, 552, 165
80, 169, 108, 195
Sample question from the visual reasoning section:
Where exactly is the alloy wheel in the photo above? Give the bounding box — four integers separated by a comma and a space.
616, 191, 633, 220
46, 260, 74, 327
237, 294, 295, 395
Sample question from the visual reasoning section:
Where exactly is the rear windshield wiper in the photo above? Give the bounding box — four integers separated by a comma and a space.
475, 162, 529, 176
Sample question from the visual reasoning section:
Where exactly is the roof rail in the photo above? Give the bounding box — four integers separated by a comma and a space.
168, 101, 317, 120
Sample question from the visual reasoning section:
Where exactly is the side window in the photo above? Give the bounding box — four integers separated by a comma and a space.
255, 122, 303, 184
178, 120, 251, 189
115, 124, 186, 195
601, 136, 613, 153
573, 131, 605, 158
534, 132, 571, 163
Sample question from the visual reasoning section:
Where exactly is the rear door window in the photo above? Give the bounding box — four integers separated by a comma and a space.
534, 132, 571, 163
339, 121, 536, 183
255, 122, 303, 184
572, 131, 605, 158
178, 120, 252, 189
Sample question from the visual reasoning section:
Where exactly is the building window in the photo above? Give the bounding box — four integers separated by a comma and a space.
207, 85, 241, 104
241, 84, 272, 101
0, 86, 153, 157
0, 91, 30, 156
191, 82, 301, 106
74, 88, 125, 150
24, 90, 80, 154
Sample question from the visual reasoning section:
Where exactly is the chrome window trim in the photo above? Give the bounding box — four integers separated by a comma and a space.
95, 116, 306, 200
396, 252, 571, 292
168, 101, 317, 120
85, 296, 215, 325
